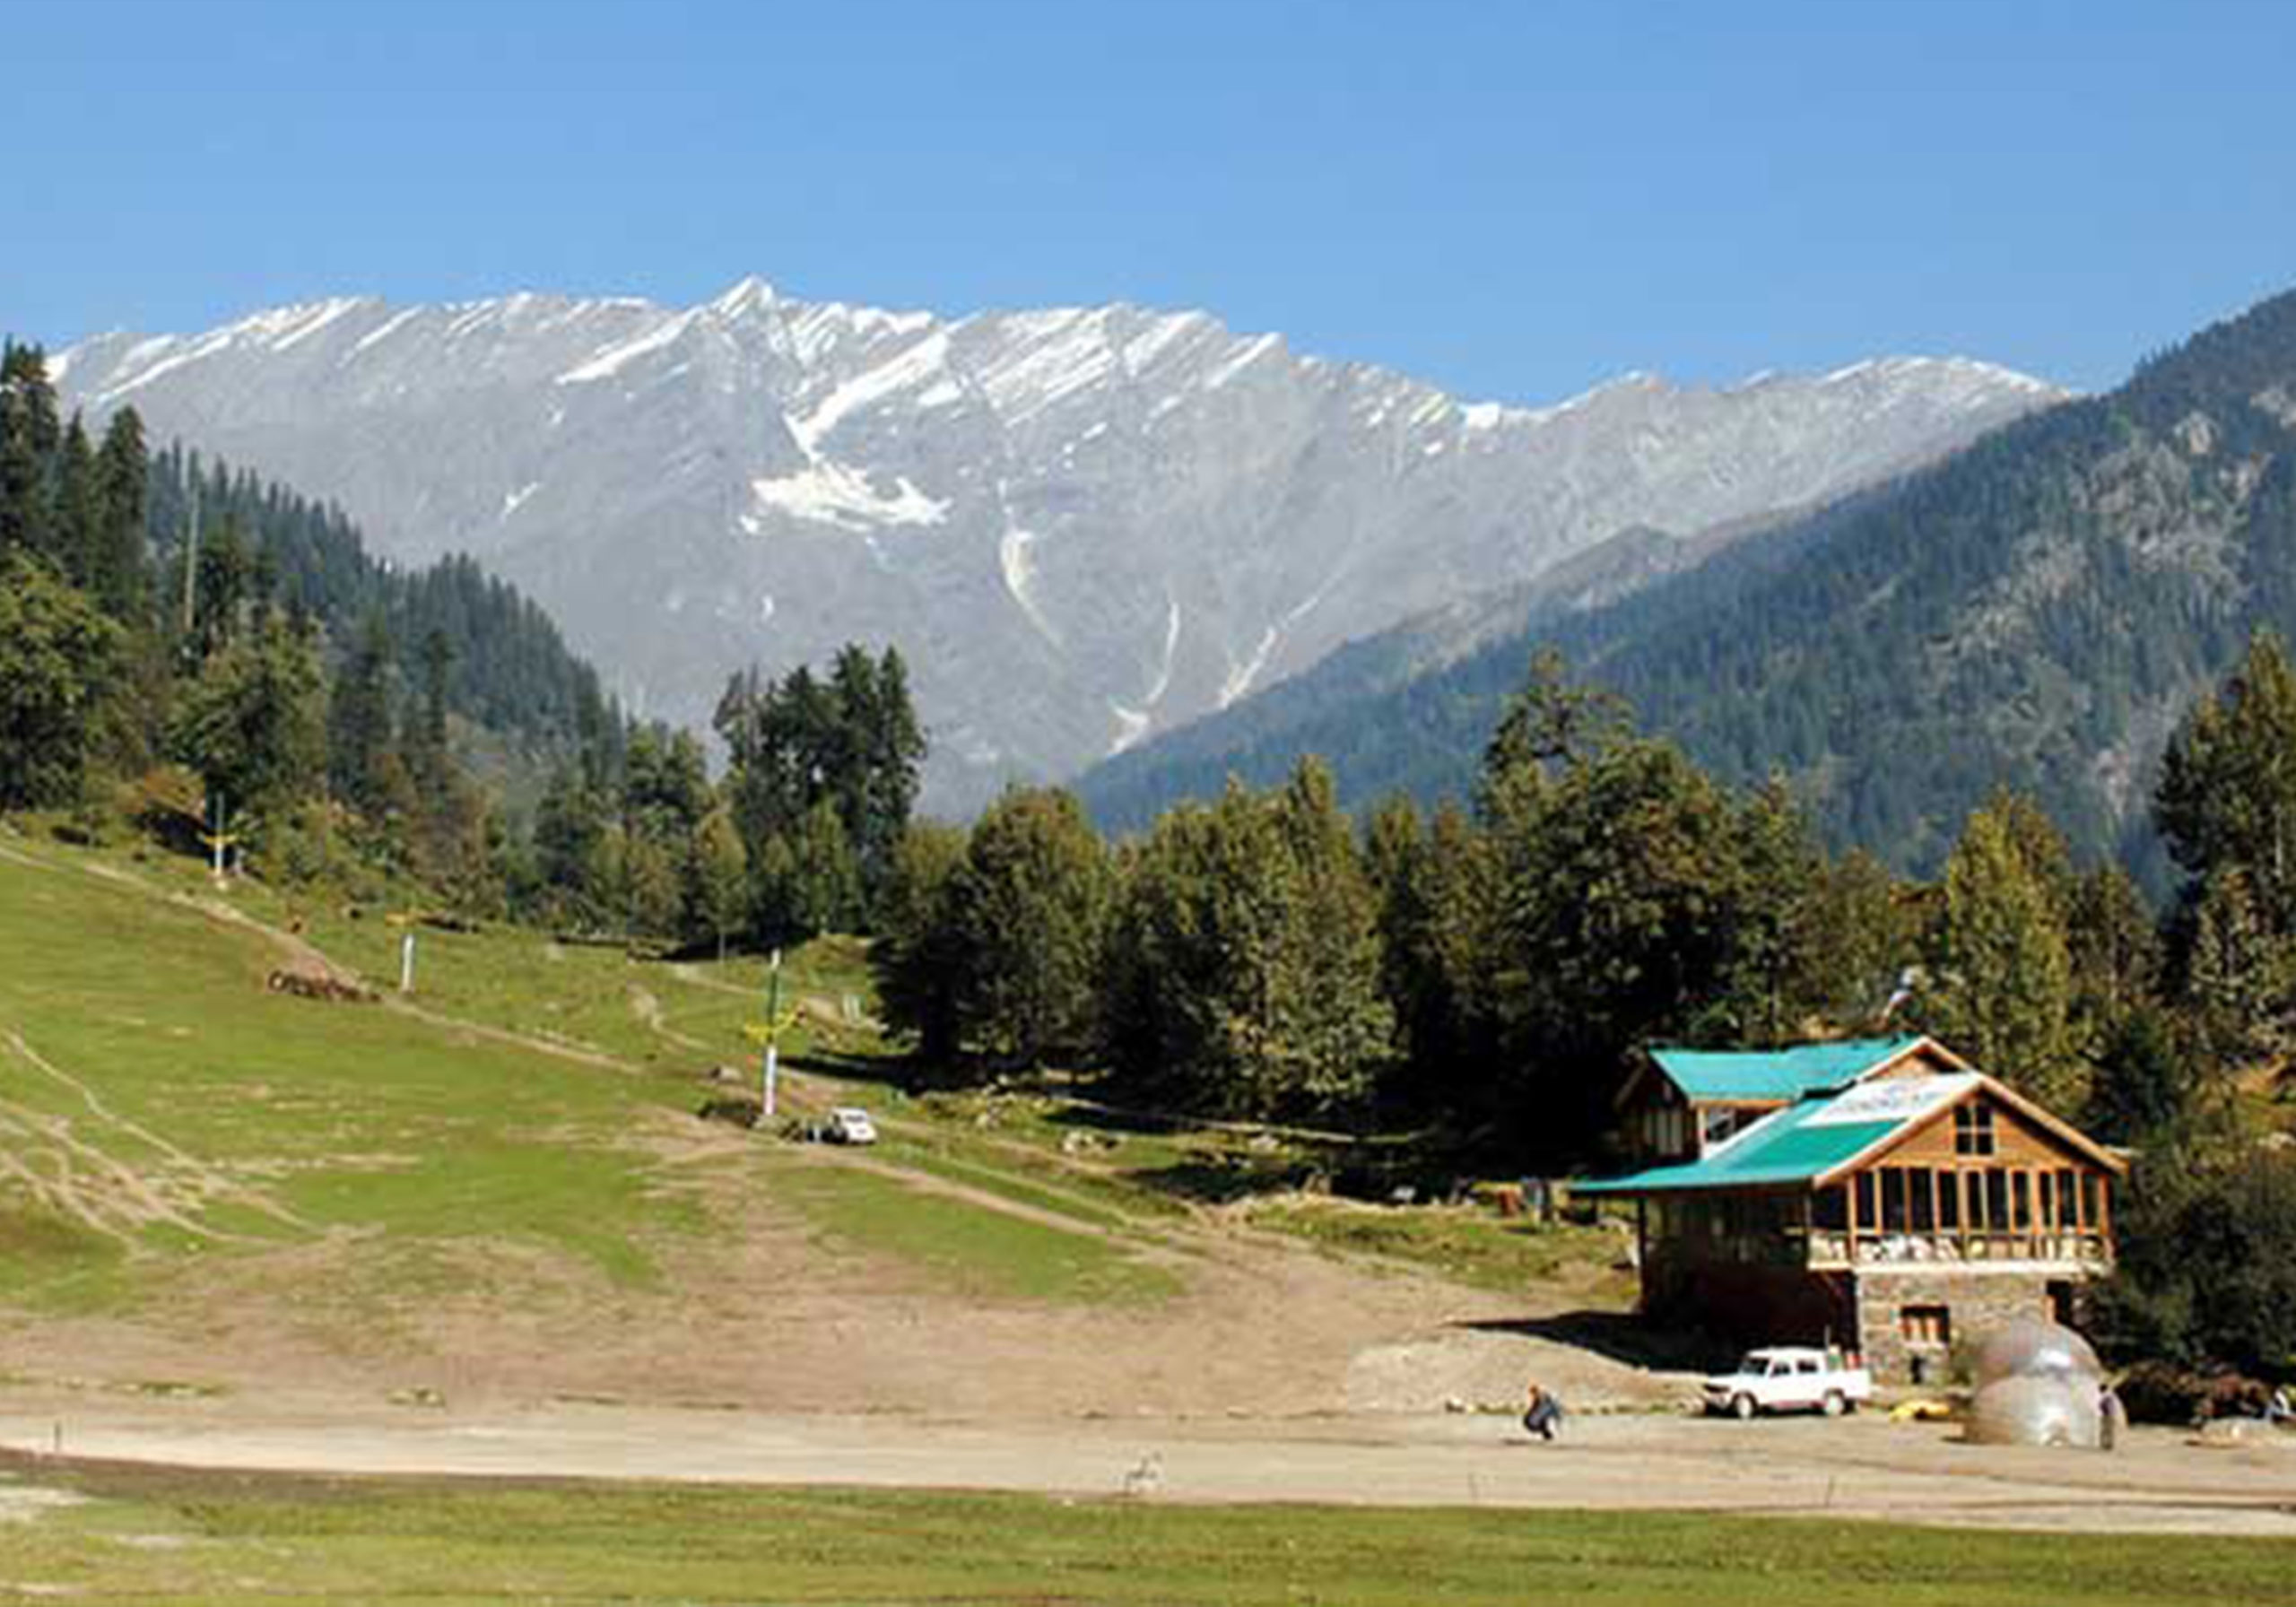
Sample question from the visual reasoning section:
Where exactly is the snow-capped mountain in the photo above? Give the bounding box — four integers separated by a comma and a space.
56, 279, 2066, 807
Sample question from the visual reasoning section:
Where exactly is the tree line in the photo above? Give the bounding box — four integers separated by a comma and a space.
877, 641, 2296, 1380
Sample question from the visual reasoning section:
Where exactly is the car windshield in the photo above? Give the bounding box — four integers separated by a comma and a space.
1735, 1352, 1769, 1376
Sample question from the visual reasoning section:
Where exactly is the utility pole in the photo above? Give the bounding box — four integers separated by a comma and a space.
180, 468, 201, 640
743, 949, 800, 1126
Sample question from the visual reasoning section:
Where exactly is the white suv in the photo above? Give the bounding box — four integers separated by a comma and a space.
822, 1107, 879, 1145
1703, 1346, 1874, 1420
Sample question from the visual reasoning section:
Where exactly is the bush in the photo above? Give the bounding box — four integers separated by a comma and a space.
2113, 1359, 2273, 1425
2091, 1142, 2296, 1378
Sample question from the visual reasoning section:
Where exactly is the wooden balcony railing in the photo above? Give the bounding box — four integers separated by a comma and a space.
1801, 1228, 2110, 1268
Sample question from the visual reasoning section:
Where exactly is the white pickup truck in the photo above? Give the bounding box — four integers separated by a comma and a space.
1703, 1346, 1874, 1420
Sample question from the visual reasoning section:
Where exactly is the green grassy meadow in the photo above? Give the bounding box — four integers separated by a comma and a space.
3, 1461, 2290, 1606
0, 839, 1171, 1324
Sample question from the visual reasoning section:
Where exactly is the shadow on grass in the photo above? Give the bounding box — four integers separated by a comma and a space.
1048, 1101, 1187, 1137
1121, 1157, 1325, 1206
782, 1048, 910, 1088
1453, 1310, 1725, 1373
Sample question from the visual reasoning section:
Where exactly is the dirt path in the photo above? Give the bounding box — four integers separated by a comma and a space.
1, 1028, 309, 1238
0, 1398, 2289, 1536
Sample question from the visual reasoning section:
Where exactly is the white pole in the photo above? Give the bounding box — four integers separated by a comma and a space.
761, 948, 782, 1120
400, 930, 416, 994
210, 792, 225, 878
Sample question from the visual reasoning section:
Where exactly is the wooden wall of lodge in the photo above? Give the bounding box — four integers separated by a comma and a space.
1647, 1094, 2116, 1268
1831, 1092, 2113, 1253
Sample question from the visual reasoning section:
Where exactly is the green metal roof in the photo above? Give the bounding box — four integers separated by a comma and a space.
1648, 1036, 1924, 1103
1578, 1071, 1978, 1194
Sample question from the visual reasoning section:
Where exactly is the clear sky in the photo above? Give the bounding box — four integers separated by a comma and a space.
7, 0, 2293, 403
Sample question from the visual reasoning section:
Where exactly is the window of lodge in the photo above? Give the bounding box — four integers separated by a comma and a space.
1900, 1305, 1952, 1347
1954, 1102, 1996, 1156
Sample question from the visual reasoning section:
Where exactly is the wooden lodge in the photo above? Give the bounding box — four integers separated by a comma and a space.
1580, 1036, 2127, 1384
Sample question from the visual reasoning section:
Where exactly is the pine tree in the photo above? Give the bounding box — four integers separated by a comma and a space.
1100, 765, 1391, 1122
691, 804, 749, 959
754, 799, 865, 942
2182, 864, 2296, 1069
328, 612, 396, 811
92, 407, 149, 621
1913, 800, 2085, 1110
1263, 759, 1392, 1113
534, 765, 609, 927
2158, 630, 2296, 931
873, 821, 970, 1063
167, 618, 328, 832
0, 550, 123, 807
53, 413, 100, 593
1804, 847, 1917, 1029
623, 832, 684, 942
1707, 778, 1829, 1047
0, 342, 60, 561
947, 788, 1112, 1069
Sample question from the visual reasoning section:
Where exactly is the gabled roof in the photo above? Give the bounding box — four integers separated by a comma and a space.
1577, 1067, 2124, 1195
1642, 1035, 1935, 1105
1580, 1073, 1974, 1194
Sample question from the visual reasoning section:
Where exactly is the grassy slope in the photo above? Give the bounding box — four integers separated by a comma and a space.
5, 1464, 2292, 1606
0, 838, 1171, 1327
0, 827, 1629, 1378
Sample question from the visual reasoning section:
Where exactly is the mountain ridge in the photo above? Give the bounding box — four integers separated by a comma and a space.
1078, 283, 2296, 882
55, 278, 2064, 809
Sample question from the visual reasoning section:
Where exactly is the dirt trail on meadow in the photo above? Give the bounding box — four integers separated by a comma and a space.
1, 1402, 2292, 1538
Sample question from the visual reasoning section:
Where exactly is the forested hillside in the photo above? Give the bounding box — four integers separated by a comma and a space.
145, 444, 623, 764
1082, 286, 2296, 883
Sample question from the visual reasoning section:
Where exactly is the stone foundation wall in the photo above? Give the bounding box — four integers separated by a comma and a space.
1853, 1268, 2068, 1385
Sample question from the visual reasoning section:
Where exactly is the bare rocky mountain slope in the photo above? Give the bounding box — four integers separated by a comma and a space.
57, 280, 2062, 807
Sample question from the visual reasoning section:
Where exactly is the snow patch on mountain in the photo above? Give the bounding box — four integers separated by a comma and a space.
348, 308, 423, 360
791, 330, 952, 451
751, 463, 947, 530
557, 310, 699, 384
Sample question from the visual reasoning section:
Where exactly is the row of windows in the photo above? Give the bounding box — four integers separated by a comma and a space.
1809, 1166, 2103, 1234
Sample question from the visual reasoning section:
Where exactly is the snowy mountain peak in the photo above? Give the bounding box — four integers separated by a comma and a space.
54, 283, 2068, 809
710, 274, 781, 316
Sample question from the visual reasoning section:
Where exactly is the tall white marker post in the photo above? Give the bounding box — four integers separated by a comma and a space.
199, 792, 239, 884
387, 911, 417, 994
761, 949, 783, 1121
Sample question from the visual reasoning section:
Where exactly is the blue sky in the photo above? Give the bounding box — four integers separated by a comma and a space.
7, 0, 2293, 402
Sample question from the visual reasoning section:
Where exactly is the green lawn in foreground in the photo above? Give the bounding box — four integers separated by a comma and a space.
4, 1464, 2290, 1606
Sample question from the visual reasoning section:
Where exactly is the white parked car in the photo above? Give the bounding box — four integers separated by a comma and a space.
821, 1107, 879, 1145
1703, 1346, 1874, 1420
